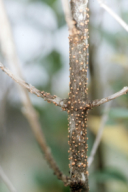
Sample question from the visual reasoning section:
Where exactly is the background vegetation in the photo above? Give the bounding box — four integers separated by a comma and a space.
0, 0, 128, 192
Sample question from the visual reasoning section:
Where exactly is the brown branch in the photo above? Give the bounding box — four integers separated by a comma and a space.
0, 63, 69, 184
0, 0, 68, 185
68, 0, 89, 191
0, 166, 17, 192
24, 106, 70, 185
90, 86, 128, 107
0, 63, 67, 108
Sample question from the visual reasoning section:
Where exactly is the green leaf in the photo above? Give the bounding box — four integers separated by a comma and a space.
41, 50, 63, 75
109, 108, 128, 119
30, 0, 65, 28
91, 167, 128, 184
56, 13, 66, 28
31, 0, 56, 7
106, 118, 117, 126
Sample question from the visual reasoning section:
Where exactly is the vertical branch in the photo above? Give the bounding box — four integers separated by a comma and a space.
68, 0, 89, 191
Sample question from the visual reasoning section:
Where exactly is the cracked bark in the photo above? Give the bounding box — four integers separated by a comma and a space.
68, 1, 89, 191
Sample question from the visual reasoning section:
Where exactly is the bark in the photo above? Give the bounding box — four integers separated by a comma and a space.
68, 0, 89, 191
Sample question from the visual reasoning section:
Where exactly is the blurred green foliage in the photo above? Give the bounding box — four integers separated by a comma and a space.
30, 0, 66, 27
109, 108, 128, 119
42, 50, 63, 75
91, 167, 128, 184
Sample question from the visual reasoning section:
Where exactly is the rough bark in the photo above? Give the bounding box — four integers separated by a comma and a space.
67, 0, 89, 191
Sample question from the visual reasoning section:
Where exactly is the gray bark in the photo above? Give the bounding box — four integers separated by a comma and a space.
68, 0, 89, 191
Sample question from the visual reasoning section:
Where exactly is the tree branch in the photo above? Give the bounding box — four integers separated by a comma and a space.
0, 63, 67, 108
0, 0, 68, 185
61, 0, 74, 34
91, 86, 128, 107
68, 0, 89, 191
97, 0, 128, 32
88, 101, 111, 167
24, 106, 70, 185
0, 62, 69, 184
0, 166, 17, 192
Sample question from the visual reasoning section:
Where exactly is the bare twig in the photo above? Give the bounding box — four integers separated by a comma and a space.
61, 0, 74, 33
97, 0, 128, 32
0, 166, 17, 192
90, 86, 128, 107
24, 106, 70, 185
0, 0, 68, 184
61, 0, 79, 36
0, 0, 66, 108
88, 101, 111, 167
0, 63, 66, 108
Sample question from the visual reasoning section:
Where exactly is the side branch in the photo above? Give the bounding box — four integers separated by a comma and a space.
91, 87, 128, 107
0, 63, 70, 185
25, 108, 71, 185
0, 63, 67, 108
61, 0, 78, 36
0, 0, 68, 186
61, 0, 74, 33
97, 0, 128, 32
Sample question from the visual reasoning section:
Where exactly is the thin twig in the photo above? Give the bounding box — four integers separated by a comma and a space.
24, 106, 70, 185
61, 0, 73, 32
61, 0, 77, 35
97, 0, 128, 32
90, 86, 128, 107
0, 0, 68, 185
0, 166, 17, 192
0, 63, 66, 108
88, 101, 111, 167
